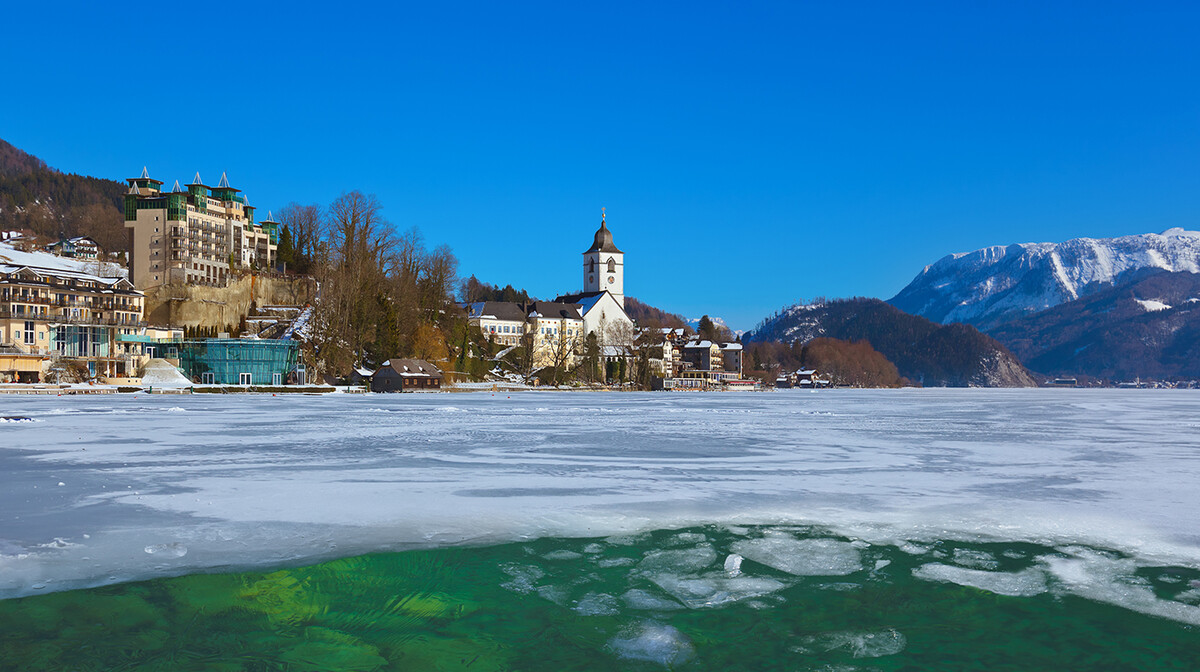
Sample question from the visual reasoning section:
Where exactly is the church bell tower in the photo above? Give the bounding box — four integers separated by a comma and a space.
583, 208, 624, 307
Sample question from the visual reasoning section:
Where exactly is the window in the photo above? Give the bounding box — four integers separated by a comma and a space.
24, 321, 34, 345
201, 372, 215, 384
273, 373, 281, 386
607, 258, 616, 273
239, 372, 252, 385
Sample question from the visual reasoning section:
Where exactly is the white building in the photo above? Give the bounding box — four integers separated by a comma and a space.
555, 210, 633, 341
581, 209, 624, 307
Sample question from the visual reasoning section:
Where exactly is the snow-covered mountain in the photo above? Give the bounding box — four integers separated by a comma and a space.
889, 228, 1200, 330
686, 315, 742, 338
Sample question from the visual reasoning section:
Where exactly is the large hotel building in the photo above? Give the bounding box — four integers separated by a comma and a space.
124, 168, 278, 289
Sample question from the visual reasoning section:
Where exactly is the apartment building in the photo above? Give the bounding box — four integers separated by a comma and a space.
0, 243, 145, 381
124, 168, 278, 289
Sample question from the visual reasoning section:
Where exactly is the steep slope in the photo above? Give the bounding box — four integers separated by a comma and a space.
890, 229, 1200, 330
625, 296, 688, 329
746, 298, 1036, 387
989, 270, 1200, 380
0, 139, 128, 252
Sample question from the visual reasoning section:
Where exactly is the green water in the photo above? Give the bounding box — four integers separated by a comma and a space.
2, 526, 1197, 671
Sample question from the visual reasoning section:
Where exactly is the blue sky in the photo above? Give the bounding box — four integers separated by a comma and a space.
3, 2, 1199, 329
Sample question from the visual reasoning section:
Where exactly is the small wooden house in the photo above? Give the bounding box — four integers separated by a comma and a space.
370, 359, 442, 393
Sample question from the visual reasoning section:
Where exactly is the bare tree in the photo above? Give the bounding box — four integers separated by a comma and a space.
546, 323, 582, 387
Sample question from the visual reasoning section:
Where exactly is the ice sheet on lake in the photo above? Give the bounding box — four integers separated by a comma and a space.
2, 389, 1200, 628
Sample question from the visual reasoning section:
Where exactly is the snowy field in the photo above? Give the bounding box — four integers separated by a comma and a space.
2, 389, 1199, 622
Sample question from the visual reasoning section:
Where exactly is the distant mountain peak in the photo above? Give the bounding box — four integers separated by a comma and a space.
889, 229, 1200, 330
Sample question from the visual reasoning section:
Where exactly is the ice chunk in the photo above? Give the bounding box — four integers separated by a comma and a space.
583, 543, 605, 554
574, 592, 620, 616
732, 537, 863, 576
801, 629, 907, 658
638, 545, 718, 573
724, 553, 743, 577
543, 550, 583, 561
536, 584, 569, 606
597, 557, 637, 568
1044, 549, 1200, 626
499, 563, 544, 594
951, 548, 999, 570
912, 563, 1047, 597
648, 572, 788, 609
608, 621, 694, 666
621, 588, 684, 611
668, 532, 708, 546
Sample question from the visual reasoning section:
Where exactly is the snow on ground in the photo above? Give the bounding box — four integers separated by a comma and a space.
138, 360, 192, 387
2, 389, 1200, 614
0, 242, 125, 279
1135, 298, 1172, 312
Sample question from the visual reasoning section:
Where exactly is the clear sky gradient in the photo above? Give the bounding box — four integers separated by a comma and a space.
3, 2, 1199, 329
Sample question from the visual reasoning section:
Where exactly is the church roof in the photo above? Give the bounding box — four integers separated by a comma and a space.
554, 291, 606, 315
584, 219, 623, 254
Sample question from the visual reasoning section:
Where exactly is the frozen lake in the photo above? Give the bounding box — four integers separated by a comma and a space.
2, 389, 1200, 627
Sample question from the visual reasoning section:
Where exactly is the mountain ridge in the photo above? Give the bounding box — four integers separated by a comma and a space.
889, 228, 1200, 331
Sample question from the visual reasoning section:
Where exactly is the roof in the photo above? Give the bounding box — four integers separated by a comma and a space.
720, 343, 743, 351
463, 301, 527, 322
525, 301, 582, 321
554, 290, 606, 315
0, 242, 133, 288
584, 220, 623, 254
375, 358, 443, 377
684, 340, 716, 349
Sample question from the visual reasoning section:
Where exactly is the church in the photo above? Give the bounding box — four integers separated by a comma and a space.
463, 211, 634, 366
554, 209, 633, 338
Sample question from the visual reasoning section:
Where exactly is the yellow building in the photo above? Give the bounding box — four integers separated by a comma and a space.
0, 243, 145, 381
124, 168, 278, 289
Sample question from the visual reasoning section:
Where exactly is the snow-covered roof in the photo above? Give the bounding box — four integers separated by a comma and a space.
0, 242, 129, 285
720, 343, 743, 351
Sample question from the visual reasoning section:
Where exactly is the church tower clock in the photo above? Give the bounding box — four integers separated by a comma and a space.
583, 208, 624, 307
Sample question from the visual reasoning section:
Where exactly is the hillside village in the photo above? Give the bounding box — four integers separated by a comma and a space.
2, 165, 759, 392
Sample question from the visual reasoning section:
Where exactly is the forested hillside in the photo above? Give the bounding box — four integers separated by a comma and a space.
745, 298, 1036, 387
988, 270, 1200, 380
0, 139, 128, 253
625, 297, 689, 329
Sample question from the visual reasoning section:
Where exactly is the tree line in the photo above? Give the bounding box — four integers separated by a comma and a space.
0, 139, 128, 253
272, 193, 479, 379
